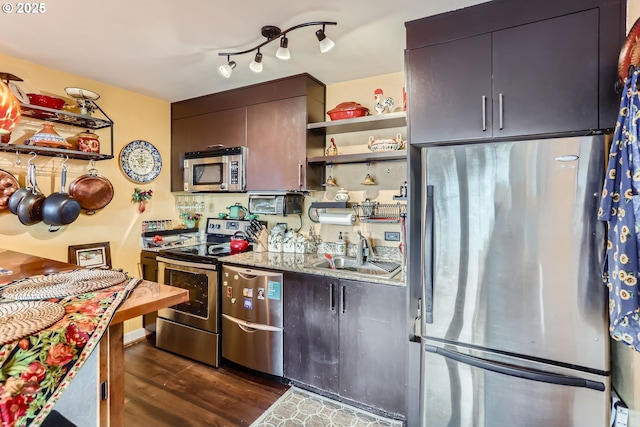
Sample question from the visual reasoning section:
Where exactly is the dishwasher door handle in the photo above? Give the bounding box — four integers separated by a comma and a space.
222, 313, 282, 332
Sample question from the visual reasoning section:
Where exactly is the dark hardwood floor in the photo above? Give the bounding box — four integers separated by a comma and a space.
124, 336, 289, 427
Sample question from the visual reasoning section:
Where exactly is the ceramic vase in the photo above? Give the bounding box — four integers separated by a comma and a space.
30, 122, 69, 148
76, 130, 100, 153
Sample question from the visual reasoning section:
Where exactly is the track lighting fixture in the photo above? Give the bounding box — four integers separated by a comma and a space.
218, 21, 337, 77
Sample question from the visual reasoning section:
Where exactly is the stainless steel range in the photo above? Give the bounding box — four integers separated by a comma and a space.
155, 218, 257, 367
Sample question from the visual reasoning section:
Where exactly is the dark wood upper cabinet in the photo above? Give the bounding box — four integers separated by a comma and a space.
170, 74, 325, 192
405, 0, 624, 145
491, 10, 599, 138
170, 108, 246, 191
406, 34, 492, 143
246, 97, 307, 191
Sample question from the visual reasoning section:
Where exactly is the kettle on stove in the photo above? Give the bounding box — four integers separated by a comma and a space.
227, 203, 247, 220
230, 231, 250, 253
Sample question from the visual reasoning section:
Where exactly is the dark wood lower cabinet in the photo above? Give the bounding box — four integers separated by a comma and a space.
283, 273, 339, 394
283, 272, 408, 417
338, 278, 407, 416
140, 250, 159, 332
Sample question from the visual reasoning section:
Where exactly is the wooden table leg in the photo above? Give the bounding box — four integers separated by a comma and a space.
99, 323, 124, 427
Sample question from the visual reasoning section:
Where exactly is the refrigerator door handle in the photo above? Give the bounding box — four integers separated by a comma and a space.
423, 185, 435, 324
425, 345, 605, 392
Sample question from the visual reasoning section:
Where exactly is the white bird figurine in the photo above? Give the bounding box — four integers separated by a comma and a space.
374, 88, 394, 115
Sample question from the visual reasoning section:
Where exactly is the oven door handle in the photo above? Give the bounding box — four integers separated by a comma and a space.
157, 256, 217, 271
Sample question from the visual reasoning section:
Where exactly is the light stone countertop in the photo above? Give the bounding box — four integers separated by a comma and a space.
217, 251, 406, 287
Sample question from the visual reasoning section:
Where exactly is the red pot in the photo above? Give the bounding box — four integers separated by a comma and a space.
327, 102, 369, 121
27, 94, 65, 110
230, 231, 250, 253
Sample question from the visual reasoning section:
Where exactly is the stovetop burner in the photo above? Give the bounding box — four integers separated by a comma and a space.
158, 242, 232, 264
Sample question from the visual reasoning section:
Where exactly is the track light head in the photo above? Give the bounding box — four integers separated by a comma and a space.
250, 51, 263, 73
218, 59, 237, 78
276, 36, 291, 60
316, 27, 335, 53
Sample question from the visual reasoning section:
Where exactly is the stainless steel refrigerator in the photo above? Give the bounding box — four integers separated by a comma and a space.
412, 135, 610, 426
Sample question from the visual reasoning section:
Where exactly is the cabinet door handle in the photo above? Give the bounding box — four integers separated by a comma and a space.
341, 285, 346, 314
298, 163, 303, 189
499, 93, 504, 130
481, 95, 487, 131
330, 283, 336, 312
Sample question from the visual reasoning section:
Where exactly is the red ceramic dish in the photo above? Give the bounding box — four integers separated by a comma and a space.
327, 102, 369, 121
27, 94, 65, 110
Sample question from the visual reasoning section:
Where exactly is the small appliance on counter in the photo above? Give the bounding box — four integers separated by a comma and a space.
248, 192, 304, 216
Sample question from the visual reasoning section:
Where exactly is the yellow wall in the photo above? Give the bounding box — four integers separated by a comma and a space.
0, 52, 174, 333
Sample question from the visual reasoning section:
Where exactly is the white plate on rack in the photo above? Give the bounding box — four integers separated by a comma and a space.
65, 87, 100, 101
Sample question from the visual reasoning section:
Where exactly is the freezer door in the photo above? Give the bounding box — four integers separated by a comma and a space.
421, 136, 608, 371
420, 340, 609, 427
221, 264, 283, 328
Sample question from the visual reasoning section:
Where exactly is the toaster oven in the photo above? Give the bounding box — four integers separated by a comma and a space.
248, 193, 304, 216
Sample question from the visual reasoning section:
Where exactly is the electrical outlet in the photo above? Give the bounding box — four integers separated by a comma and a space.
385, 231, 400, 241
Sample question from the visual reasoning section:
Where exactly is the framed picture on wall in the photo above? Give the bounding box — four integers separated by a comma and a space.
68, 242, 111, 268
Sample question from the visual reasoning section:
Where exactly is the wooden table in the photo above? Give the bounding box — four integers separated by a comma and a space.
0, 249, 189, 427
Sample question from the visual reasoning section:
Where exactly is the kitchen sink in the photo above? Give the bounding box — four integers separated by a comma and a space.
311, 256, 401, 279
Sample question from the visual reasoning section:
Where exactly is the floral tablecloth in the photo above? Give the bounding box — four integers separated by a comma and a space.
0, 272, 139, 427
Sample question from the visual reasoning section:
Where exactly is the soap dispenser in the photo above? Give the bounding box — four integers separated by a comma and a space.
336, 232, 347, 256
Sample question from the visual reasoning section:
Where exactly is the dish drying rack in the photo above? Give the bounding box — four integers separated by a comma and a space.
353, 202, 406, 223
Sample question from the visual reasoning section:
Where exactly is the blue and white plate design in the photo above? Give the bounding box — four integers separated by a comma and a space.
119, 140, 162, 183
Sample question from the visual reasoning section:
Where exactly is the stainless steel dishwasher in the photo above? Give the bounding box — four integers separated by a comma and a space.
221, 264, 283, 376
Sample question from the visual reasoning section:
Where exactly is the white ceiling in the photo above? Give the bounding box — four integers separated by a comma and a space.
0, 0, 486, 103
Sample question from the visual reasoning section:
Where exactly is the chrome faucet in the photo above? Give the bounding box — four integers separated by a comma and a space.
356, 231, 370, 265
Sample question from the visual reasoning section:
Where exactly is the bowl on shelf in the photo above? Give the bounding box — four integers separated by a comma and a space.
368, 133, 405, 152
27, 94, 65, 110
327, 102, 370, 121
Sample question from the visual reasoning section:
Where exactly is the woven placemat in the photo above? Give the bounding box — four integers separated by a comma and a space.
1, 269, 128, 301
0, 301, 65, 345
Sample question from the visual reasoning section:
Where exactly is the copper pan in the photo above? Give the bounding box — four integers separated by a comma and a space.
0, 168, 20, 211
68, 167, 114, 215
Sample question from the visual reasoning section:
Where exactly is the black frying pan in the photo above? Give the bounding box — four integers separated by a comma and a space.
42, 165, 81, 231
17, 165, 45, 225
8, 163, 32, 215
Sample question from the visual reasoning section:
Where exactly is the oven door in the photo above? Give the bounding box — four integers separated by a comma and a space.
157, 257, 219, 333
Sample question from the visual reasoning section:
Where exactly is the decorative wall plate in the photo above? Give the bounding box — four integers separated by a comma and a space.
119, 140, 162, 183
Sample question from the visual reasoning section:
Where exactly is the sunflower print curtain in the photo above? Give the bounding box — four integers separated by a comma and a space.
598, 68, 640, 351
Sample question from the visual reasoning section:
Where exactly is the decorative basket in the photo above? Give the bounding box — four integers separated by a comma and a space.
368, 133, 405, 152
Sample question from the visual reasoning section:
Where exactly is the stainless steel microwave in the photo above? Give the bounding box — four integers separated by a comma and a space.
183, 146, 246, 192
248, 193, 304, 216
